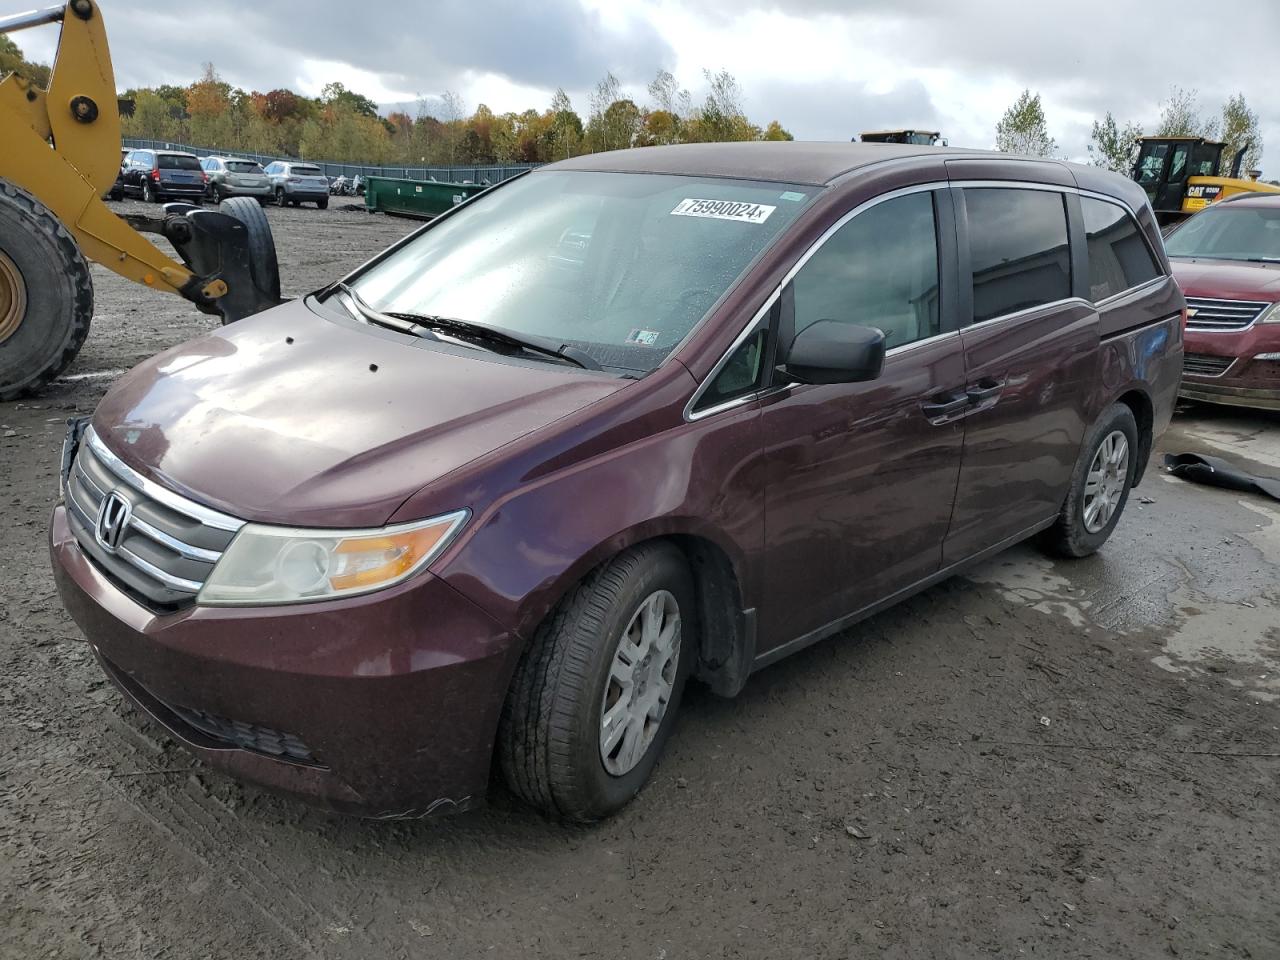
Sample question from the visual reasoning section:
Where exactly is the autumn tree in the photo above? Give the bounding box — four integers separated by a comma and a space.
762, 120, 794, 141
995, 90, 1056, 157
1088, 112, 1143, 174
1219, 93, 1262, 175
1156, 87, 1218, 139
0, 36, 50, 87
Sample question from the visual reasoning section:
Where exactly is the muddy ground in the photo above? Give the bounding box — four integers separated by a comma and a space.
2, 200, 1278, 960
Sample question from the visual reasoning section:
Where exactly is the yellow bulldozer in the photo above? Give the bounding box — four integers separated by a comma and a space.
0, 0, 282, 400
1132, 135, 1280, 225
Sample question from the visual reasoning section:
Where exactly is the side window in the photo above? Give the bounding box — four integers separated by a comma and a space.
1080, 197, 1162, 301
1167, 144, 1189, 182
693, 329, 768, 413
264, 163, 278, 174
964, 188, 1070, 323
791, 191, 940, 350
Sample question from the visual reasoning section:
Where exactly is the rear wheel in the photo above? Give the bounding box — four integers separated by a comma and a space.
317, 197, 328, 210
499, 542, 695, 821
0, 180, 93, 400
210, 184, 223, 204
220, 196, 281, 310
1041, 403, 1139, 558
142, 179, 157, 203
275, 188, 288, 207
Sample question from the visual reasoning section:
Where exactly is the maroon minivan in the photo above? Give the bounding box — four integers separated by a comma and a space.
50, 143, 1184, 821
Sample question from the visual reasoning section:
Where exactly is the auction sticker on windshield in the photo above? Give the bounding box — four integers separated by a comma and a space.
671, 198, 776, 224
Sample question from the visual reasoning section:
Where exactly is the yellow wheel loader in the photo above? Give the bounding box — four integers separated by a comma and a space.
1132, 136, 1280, 226
0, 0, 282, 400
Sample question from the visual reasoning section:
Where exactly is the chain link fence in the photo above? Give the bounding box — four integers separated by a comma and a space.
121, 138, 539, 184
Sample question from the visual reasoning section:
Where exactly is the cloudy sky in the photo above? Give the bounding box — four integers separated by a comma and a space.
16, 0, 1280, 165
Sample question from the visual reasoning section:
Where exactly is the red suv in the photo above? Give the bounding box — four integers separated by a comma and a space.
49, 143, 1184, 821
1165, 194, 1280, 410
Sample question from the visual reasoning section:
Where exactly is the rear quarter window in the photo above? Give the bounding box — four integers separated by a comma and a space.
964, 188, 1071, 323
1081, 197, 1162, 301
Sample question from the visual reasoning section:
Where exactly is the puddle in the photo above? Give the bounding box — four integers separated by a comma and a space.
965, 554, 1092, 628
1152, 593, 1280, 702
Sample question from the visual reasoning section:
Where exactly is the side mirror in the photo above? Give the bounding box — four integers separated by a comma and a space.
778, 320, 885, 385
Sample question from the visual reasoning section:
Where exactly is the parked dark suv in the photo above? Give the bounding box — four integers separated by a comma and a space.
119, 149, 207, 203
50, 143, 1183, 821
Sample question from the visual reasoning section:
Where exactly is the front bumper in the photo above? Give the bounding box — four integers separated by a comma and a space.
1181, 326, 1280, 411
49, 505, 519, 818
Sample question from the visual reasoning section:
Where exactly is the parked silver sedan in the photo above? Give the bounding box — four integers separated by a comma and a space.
200, 156, 272, 203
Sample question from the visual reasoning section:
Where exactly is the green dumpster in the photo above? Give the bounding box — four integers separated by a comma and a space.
364, 176, 487, 219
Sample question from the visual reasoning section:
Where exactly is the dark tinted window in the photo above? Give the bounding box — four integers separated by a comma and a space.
1081, 197, 1162, 300
965, 188, 1070, 323
791, 191, 940, 350
694, 329, 768, 413
158, 154, 201, 170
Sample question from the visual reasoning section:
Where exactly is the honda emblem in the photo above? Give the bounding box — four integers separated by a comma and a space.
95, 491, 132, 554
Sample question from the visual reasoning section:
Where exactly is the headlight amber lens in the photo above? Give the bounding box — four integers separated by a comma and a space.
197, 511, 468, 606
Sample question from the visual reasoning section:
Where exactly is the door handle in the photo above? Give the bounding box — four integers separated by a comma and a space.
920, 392, 970, 420
966, 378, 1005, 404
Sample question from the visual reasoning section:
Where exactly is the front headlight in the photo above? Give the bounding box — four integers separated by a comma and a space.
197, 510, 468, 606
1258, 302, 1280, 324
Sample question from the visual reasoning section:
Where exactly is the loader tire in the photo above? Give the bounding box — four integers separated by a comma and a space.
0, 180, 93, 401
220, 196, 281, 308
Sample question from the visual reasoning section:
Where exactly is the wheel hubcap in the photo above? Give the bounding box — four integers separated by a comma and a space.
0, 248, 27, 345
599, 589, 681, 776
1083, 430, 1130, 533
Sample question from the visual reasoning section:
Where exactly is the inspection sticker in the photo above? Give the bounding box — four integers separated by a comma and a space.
625, 328, 662, 346
671, 198, 776, 224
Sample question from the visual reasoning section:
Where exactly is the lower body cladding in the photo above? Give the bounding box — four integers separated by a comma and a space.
49, 506, 519, 818
1181, 342, 1280, 411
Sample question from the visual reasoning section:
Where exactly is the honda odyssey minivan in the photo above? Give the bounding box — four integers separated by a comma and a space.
50, 142, 1184, 821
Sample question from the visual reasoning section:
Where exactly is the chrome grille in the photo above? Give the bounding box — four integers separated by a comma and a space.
1184, 297, 1271, 331
1183, 353, 1235, 377
64, 428, 243, 609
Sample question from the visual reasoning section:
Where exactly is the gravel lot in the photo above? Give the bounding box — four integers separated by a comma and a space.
2, 200, 1278, 960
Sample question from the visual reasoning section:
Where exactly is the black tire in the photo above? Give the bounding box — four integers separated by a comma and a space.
210, 184, 223, 204
0, 180, 93, 401
1040, 402, 1140, 559
317, 197, 328, 210
220, 196, 281, 308
275, 188, 288, 207
499, 542, 696, 821
142, 179, 159, 203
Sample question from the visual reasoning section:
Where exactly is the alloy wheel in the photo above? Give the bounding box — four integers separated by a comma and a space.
0, 248, 27, 344
1083, 430, 1130, 533
599, 589, 682, 776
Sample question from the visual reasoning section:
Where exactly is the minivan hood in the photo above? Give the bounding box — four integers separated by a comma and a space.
92, 300, 626, 527
1171, 258, 1280, 301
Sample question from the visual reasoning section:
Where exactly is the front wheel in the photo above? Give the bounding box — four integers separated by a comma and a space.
0, 180, 94, 400
498, 542, 695, 821
1041, 403, 1139, 558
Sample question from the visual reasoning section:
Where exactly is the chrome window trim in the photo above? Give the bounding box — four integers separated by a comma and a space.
84, 427, 246, 533
1094, 275, 1168, 310
682, 177, 1168, 423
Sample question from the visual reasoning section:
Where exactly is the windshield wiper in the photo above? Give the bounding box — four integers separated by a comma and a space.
330, 284, 601, 372
383, 311, 601, 371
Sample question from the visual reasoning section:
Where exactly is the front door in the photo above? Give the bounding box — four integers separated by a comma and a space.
1154, 142, 1192, 214
943, 185, 1097, 563
756, 189, 967, 653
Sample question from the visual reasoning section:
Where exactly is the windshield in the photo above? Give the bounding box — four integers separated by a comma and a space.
348, 170, 815, 375
158, 154, 201, 170
1165, 206, 1280, 262
227, 161, 264, 174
